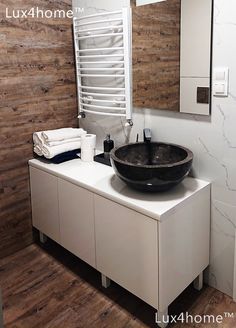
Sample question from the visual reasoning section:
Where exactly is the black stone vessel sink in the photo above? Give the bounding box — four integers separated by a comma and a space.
110, 142, 193, 192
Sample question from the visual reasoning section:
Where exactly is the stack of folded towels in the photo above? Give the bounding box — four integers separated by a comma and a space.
33, 128, 87, 161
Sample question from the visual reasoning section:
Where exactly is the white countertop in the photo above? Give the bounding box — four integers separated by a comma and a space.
29, 158, 210, 221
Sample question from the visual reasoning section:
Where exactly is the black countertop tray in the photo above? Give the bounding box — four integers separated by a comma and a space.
94, 153, 111, 167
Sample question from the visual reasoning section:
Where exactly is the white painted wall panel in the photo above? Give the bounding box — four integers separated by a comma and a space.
180, 0, 212, 78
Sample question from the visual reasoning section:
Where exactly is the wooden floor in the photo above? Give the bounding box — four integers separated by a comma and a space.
0, 240, 235, 328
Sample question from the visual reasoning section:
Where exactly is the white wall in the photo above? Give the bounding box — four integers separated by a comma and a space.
73, 0, 236, 299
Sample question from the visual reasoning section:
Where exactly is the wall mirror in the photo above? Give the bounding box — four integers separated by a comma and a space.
132, 0, 213, 115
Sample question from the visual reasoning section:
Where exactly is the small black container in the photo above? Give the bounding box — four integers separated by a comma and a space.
104, 134, 114, 159
94, 135, 114, 167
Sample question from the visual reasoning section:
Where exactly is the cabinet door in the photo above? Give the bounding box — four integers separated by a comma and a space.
30, 167, 60, 242
94, 195, 158, 308
58, 179, 96, 268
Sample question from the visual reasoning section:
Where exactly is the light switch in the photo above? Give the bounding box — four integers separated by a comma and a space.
214, 83, 225, 94
213, 67, 229, 97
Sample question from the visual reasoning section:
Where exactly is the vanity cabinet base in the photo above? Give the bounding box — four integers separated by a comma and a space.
29, 163, 210, 328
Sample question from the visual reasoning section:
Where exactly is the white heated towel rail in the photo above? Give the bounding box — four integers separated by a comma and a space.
73, 8, 133, 126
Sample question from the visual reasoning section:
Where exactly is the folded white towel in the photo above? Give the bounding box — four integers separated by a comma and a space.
33, 132, 43, 146
45, 137, 83, 147
34, 145, 43, 156
41, 128, 87, 143
42, 141, 81, 159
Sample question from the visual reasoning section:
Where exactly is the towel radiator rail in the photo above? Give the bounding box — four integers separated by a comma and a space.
76, 18, 123, 28
77, 32, 124, 41
79, 86, 125, 91
77, 47, 124, 53
79, 61, 125, 65
73, 8, 133, 126
82, 110, 126, 117
76, 10, 123, 20
77, 54, 125, 59
75, 25, 123, 34
80, 91, 125, 98
81, 98, 126, 104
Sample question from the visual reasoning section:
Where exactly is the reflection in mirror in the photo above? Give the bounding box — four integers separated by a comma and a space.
132, 0, 213, 116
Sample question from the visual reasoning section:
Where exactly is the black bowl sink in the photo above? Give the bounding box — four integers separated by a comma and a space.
110, 142, 193, 192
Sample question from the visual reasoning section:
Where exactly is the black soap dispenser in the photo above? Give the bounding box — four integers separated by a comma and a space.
104, 134, 114, 159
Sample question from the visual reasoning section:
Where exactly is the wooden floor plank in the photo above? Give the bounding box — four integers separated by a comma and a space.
0, 241, 235, 328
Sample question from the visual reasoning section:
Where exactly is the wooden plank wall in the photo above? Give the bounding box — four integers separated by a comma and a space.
132, 0, 181, 111
0, 0, 78, 258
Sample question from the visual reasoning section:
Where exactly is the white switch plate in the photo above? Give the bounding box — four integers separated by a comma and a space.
213, 67, 229, 97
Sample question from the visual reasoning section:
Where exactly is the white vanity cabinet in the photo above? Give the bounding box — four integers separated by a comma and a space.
58, 179, 96, 267
30, 167, 96, 268
94, 194, 158, 308
29, 159, 211, 328
94, 188, 210, 313
30, 167, 60, 243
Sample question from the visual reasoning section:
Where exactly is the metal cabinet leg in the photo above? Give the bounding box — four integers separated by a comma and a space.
39, 232, 47, 244
101, 274, 111, 288
193, 272, 203, 291
156, 308, 168, 328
